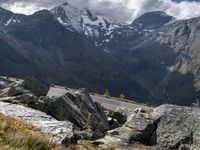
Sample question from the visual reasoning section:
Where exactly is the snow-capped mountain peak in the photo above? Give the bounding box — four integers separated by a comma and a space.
50, 2, 82, 32
81, 8, 98, 21
50, 2, 120, 38
50, 3, 178, 51
0, 7, 26, 28
131, 11, 175, 29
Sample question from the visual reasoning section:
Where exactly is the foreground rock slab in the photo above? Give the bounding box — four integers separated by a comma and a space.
47, 89, 110, 140
0, 101, 74, 145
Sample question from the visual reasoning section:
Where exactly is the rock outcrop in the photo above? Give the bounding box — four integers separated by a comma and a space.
8, 86, 30, 97
0, 79, 110, 141
48, 89, 110, 140
107, 110, 127, 125
23, 78, 50, 97
96, 110, 156, 147
96, 105, 200, 150
152, 105, 200, 150
1, 78, 200, 149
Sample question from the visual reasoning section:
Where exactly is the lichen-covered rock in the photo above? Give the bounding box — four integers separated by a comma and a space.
109, 112, 155, 144
96, 111, 156, 147
152, 105, 200, 150
97, 104, 200, 149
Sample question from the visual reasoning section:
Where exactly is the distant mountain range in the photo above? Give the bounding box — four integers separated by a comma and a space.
1, 2, 200, 106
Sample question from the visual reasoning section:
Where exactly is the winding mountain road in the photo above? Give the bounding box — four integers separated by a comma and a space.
0, 76, 152, 111
47, 87, 151, 111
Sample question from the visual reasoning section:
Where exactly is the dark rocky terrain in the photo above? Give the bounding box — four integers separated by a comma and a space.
1, 3, 200, 105
0, 77, 199, 150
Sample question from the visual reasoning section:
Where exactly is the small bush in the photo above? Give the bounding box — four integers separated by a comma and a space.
192, 99, 200, 108
119, 94, 125, 101
104, 89, 110, 98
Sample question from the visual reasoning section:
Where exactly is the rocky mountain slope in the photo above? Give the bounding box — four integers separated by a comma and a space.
1, 2, 200, 105
0, 77, 199, 150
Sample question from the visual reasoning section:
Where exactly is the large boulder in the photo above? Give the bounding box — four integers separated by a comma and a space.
8, 86, 29, 96
95, 111, 156, 147
48, 93, 87, 127
47, 89, 109, 139
152, 105, 200, 150
96, 104, 200, 149
23, 78, 50, 97
0, 77, 13, 90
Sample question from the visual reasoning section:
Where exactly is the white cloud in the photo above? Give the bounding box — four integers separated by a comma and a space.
1, 1, 43, 14
127, 0, 200, 21
1, 0, 200, 23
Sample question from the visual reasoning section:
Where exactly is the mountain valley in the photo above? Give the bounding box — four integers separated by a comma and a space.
0, 3, 200, 105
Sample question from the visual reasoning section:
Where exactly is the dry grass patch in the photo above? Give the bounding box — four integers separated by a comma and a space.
0, 113, 64, 150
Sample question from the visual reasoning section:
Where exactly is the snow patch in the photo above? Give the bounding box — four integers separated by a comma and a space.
57, 17, 68, 25
104, 49, 111, 53
143, 29, 155, 32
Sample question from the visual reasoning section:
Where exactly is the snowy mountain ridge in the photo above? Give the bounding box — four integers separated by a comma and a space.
50, 3, 176, 51
50, 2, 121, 38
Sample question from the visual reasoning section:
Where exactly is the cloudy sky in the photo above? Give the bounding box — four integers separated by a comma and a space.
0, 0, 200, 23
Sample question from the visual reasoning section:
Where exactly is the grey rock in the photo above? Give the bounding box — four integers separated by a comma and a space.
109, 112, 155, 144
74, 130, 93, 140
97, 104, 200, 149
48, 94, 87, 127
0, 94, 35, 105
74, 129, 104, 140
107, 110, 127, 125
0, 77, 13, 89
75, 89, 109, 131
27, 96, 54, 113
23, 78, 50, 97
47, 89, 109, 139
97, 112, 156, 146
8, 86, 29, 96
0, 96, 17, 103
179, 144, 191, 150
108, 118, 121, 129
0, 84, 4, 90
125, 113, 156, 145
152, 105, 200, 150
17, 93, 36, 103
134, 107, 145, 113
